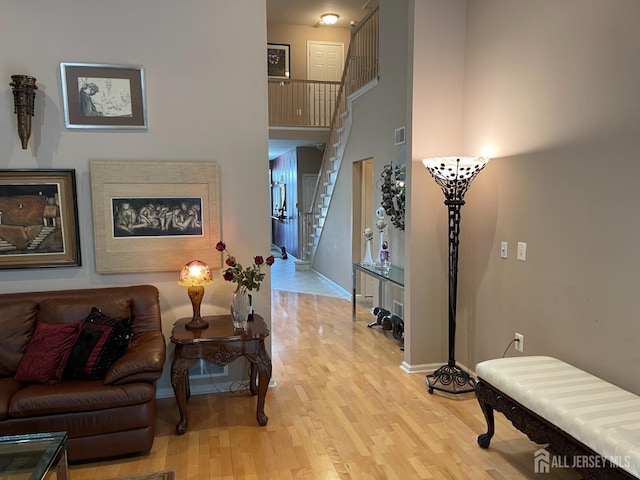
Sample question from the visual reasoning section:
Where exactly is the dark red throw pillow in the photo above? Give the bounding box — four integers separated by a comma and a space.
14, 322, 80, 385
65, 307, 133, 380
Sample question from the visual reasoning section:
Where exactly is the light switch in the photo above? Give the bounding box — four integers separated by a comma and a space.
517, 242, 527, 261
500, 242, 508, 259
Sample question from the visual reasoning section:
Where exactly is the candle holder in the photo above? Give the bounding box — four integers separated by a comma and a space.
10, 75, 38, 150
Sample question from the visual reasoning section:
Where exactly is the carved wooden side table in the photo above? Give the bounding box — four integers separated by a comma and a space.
170, 314, 271, 434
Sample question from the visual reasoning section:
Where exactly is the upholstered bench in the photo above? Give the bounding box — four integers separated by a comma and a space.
475, 356, 640, 479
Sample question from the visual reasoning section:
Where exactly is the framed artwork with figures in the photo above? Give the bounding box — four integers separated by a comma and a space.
60, 62, 148, 130
90, 160, 220, 273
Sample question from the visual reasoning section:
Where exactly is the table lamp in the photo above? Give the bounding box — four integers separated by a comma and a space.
178, 259, 213, 330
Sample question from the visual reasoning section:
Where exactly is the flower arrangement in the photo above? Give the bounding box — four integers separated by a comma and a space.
215, 241, 275, 292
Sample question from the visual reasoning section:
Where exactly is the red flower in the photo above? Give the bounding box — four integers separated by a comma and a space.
216, 240, 274, 292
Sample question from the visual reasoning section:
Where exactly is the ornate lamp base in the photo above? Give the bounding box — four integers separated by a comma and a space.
426, 363, 477, 395
185, 285, 209, 330
185, 316, 208, 330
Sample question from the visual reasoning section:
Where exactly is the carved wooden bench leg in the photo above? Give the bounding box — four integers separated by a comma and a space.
475, 381, 495, 448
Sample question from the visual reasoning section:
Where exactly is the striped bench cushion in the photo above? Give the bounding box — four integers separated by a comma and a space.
476, 356, 640, 477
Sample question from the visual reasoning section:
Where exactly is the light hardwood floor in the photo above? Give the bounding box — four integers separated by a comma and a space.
70, 290, 579, 479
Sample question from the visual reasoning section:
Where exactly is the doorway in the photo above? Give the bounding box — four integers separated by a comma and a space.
307, 41, 344, 126
353, 158, 374, 301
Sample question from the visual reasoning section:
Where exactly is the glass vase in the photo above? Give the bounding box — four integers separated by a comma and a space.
230, 287, 249, 329
362, 238, 374, 266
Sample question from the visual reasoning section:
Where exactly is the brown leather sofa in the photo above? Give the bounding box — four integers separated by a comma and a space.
0, 284, 166, 462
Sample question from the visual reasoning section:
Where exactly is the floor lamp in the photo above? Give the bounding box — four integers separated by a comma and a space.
422, 156, 490, 395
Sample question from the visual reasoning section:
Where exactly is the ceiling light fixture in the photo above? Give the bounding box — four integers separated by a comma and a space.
321, 13, 339, 25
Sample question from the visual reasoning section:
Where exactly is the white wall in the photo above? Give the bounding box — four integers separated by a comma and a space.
461, 0, 640, 393
0, 0, 271, 392
406, 0, 468, 369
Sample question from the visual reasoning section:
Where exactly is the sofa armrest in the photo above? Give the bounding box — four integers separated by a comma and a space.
104, 331, 166, 385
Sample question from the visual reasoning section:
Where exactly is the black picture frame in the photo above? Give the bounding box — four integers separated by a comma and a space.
60, 62, 148, 130
0, 169, 81, 269
267, 43, 290, 79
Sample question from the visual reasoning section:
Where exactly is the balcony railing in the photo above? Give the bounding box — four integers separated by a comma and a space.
268, 79, 341, 128
267, 4, 378, 129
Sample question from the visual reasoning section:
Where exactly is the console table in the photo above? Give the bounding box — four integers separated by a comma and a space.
170, 315, 272, 434
352, 263, 404, 319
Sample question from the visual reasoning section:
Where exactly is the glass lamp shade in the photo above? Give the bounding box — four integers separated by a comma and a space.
422, 156, 489, 181
178, 260, 213, 287
178, 260, 213, 330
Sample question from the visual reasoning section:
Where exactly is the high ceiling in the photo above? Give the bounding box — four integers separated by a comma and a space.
267, 0, 374, 28
266, 1, 375, 159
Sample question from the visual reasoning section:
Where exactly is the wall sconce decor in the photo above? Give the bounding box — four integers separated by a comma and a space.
178, 259, 213, 330
422, 156, 490, 395
378, 161, 406, 230
10, 75, 37, 149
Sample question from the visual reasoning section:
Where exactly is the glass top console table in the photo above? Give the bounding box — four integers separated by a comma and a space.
352, 263, 404, 319
0, 431, 68, 480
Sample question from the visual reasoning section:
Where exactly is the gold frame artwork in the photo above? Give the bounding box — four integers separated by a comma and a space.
0, 169, 81, 269
90, 160, 220, 273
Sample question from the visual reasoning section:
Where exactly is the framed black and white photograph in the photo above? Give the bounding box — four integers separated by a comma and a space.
60, 62, 147, 129
111, 197, 203, 238
267, 43, 290, 79
90, 160, 221, 273
0, 170, 81, 269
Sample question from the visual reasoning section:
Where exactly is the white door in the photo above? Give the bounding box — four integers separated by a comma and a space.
307, 41, 344, 126
361, 160, 375, 298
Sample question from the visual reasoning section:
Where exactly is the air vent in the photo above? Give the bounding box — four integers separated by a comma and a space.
393, 300, 404, 318
394, 126, 405, 145
189, 359, 226, 379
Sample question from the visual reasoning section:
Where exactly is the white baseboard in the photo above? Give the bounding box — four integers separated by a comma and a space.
399, 361, 477, 379
312, 269, 350, 298
399, 361, 442, 374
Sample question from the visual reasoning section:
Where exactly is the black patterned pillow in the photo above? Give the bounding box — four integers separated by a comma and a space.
65, 307, 133, 380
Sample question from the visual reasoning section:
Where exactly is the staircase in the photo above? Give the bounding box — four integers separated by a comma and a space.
0, 225, 56, 252
28, 225, 55, 250
0, 238, 17, 252
297, 5, 379, 267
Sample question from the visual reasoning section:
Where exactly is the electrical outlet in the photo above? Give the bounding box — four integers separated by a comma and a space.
515, 333, 524, 353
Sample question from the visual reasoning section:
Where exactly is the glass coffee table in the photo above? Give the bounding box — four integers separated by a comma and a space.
0, 432, 68, 480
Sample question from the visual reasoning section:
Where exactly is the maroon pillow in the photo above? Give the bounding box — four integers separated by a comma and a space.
14, 322, 80, 385
65, 307, 133, 380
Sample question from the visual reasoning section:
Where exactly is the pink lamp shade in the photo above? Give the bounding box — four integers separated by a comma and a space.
178, 260, 213, 330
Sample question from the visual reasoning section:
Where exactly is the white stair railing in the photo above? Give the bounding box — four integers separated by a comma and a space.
299, 5, 379, 263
